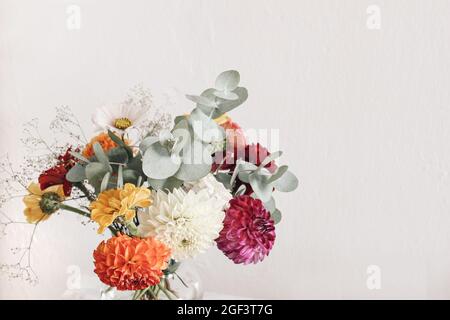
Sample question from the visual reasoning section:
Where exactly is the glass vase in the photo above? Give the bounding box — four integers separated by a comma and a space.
100, 260, 203, 300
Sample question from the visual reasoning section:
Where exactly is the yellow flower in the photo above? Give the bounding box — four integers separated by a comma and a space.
90, 183, 151, 234
23, 183, 65, 224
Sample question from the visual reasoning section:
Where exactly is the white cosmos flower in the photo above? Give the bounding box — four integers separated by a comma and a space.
137, 188, 225, 261
184, 173, 232, 210
91, 102, 150, 140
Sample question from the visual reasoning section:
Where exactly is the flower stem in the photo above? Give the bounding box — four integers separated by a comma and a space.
158, 282, 176, 300
59, 204, 90, 218
74, 182, 95, 201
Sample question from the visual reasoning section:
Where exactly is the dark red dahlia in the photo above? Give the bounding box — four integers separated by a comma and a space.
212, 143, 277, 195
39, 147, 78, 196
216, 195, 276, 264
213, 143, 277, 173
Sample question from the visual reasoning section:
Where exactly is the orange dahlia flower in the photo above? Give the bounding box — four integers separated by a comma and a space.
82, 132, 120, 158
90, 183, 151, 234
93, 234, 171, 290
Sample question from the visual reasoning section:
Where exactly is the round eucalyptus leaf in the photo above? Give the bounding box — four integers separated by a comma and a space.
215, 70, 240, 91
142, 142, 181, 180
122, 169, 139, 184
107, 147, 129, 164
258, 151, 282, 170
172, 119, 191, 155
127, 153, 144, 175
186, 94, 217, 107
271, 209, 282, 224
189, 108, 225, 143
159, 129, 173, 145
198, 88, 223, 118
215, 172, 232, 190
147, 176, 183, 191
238, 171, 251, 183
266, 165, 289, 184
263, 197, 276, 213
174, 162, 212, 182
213, 90, 239, 101
85, 162, 111, 181
140, 136, 160, 154
66, 164, 86, 182
273, 170, 299, 192
93, 142, 109, 167
217, 87, 248, 114
249, 172, 273, 203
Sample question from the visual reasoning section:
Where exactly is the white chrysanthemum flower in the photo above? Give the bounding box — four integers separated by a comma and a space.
184, 173, 232, 210
137, 188, 225, 261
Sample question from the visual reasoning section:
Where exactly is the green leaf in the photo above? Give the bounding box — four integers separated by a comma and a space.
236, 161, 258, 183
273, 170, 299, 192
215, 70, 240, 92
123, 169, 139, 184
147, 176, 183, 191
100, 172, 111, 192
257, 151, 282, 170
174, 162, 211, 182
85, 162, 112, 193
93, 142, 109, 167
68, 151, 90, 163
266, 165, 289, 184
213, 90, 239, 101
271, 209, 282, 224
215, 172, 232, 189
230, 160, 243, 186
107, 147, 129, 164
108, 130, 133, 159
234, 184, 247, 196
127, 153, 144, 175
174, 115, 187, 125
139, 136, 159, 154
249, 172, 273, 203
196, 88, 223, 118
217, 87, 248, 114
186, 95, 217, 108
189, 108, 225, 143
142, 142, 181, 180
264, 197, 276, 213
66, 164, 86, 182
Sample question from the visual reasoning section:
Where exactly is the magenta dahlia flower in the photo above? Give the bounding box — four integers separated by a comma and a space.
216, 195, 276, 264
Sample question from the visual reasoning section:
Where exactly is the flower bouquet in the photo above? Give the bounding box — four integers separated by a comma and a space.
1, 70, 298, 300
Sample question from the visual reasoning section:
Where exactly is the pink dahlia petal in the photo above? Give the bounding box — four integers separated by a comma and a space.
216, 195, 276, 265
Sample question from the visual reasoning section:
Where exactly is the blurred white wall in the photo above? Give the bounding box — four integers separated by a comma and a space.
1, 0, 450, 299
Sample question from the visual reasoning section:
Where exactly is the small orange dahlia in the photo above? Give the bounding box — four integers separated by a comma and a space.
93, 234, 171, 290
82, 132, 119, 158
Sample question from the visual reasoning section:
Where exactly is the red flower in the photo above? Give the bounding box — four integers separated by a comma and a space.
212, 143, 277, 195
216, 195, 276, 264
39, 147, 78, 196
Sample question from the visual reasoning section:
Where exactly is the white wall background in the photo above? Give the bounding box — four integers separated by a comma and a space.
2, 0, 450, 299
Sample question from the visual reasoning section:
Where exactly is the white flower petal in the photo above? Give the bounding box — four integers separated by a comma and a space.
137, 187, 225, 261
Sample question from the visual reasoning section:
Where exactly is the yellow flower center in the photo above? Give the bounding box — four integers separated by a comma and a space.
114, 117, 132, 130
